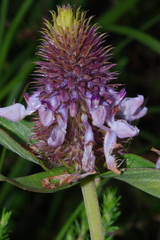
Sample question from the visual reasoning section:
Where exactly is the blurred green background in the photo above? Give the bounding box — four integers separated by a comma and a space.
0, 0, 160, 239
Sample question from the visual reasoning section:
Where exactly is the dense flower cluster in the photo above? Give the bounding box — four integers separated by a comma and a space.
0, 5, 147, 174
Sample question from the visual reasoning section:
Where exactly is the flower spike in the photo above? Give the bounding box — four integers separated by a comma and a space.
0, 5, 147, 174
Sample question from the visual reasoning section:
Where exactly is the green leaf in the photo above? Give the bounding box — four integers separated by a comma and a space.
123, 153, 155, 168
0, 117, 33, 143
0, 129, 47, 170
101, 154, 158, 198
101, 168, 160, 199
0, 167, 78, 193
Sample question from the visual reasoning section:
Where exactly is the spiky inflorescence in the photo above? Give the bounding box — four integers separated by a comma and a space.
0, 5, 147, 174
31, 5, 117, 168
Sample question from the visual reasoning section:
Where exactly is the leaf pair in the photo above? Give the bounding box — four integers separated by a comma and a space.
0, 118, 159, 198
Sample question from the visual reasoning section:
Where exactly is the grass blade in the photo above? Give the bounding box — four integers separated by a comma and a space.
0, 0, 9, 47
97, 0, 140, 26
0, 59, 34, 101
105, 24, 160, 54
0, 0, 33, 76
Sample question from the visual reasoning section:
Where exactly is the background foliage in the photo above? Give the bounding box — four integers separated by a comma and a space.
0, 0, 160, 239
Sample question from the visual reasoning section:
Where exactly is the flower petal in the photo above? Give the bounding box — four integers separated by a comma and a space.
49, 94, 60, 111
156, 158, 160, 169
118, 95, 147, 121
108, 88, 126, 105
47, 126, 66, 147
110, 119, 139, 138
0, 103, 27, 122
58, 105, 68, 129
106, 156, 121, 174
130, 106, 148, 121
104, 128, 117, 157
70, 99, 78, 117
81, 114, 94, 144
151, 148, 160, 169
91, 105, 107, 127
81, 114, 95, 172
38, 104, 54, 127
24, 91, 41, 114
103, 129, 121, 174
82, 143, 95, 172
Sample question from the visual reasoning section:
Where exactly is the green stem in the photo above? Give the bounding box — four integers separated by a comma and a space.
80, 176, 104, 240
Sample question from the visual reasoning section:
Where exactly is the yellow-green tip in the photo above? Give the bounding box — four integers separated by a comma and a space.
51, 4, 81, 35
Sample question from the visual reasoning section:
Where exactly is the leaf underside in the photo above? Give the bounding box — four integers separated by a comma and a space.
0, 167, 78, 193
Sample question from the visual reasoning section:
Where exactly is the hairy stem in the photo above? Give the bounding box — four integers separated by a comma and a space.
80, 176, 104, 240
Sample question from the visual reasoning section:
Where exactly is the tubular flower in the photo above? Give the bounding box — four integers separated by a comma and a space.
0, 5, 147, 174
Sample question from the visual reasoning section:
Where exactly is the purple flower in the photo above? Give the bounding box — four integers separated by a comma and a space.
151, 148, 160, 169
0, 5, 147, 174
